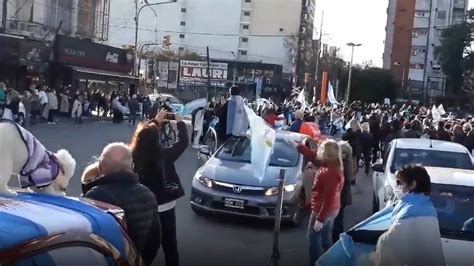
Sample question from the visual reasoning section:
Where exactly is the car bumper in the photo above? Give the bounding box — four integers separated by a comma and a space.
190, 180, 299, 221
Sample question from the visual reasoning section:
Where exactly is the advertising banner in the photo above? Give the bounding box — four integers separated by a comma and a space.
179, 60, 228, 86
157, 61, 179, 89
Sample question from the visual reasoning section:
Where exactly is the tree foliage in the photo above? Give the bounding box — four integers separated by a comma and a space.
143, 48, 203, 61
338, 67, 399, 103
435, 22, 473, 95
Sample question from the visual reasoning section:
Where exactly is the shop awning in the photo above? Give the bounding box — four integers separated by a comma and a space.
69, 65, 138, 83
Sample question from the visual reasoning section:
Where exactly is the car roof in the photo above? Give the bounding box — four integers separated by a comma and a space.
425, 167, 474, 187
275, 131, 308, 142
0, 193, 126, 253
393, 138, 468, 153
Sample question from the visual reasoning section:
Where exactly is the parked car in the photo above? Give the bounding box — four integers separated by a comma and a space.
0, 192, 141, 265
317, 167, 474, 266
190, 131, 318, 226
372, 138, 473, 212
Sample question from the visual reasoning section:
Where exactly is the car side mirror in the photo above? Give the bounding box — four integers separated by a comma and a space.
198, 145, 211, 157
372, 162, 385, 173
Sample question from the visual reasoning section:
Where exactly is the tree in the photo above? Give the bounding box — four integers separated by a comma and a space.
143, 48, 202, 61
338, 67, 399, 103
435, 22, 472, 95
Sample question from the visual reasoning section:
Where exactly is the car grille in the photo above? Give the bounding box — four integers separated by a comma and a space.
212, 181, 266, 196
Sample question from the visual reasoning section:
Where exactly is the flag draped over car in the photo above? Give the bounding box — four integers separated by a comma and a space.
244, 105, 276, 182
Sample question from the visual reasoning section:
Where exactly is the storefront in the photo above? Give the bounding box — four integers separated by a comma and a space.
0, 34, 51, 91
52, 35, 137, 94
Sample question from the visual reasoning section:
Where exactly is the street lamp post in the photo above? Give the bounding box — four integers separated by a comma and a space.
133, 0, 177, 76
345, 42, 361, 103
230, 51, 238, 85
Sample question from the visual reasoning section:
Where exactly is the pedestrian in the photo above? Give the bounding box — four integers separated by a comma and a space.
29, 90, 41, 125
290, 110, 304, 132
452, 124, 467, 147
21, 90, 31, 127
46, 89, 58, 124
215, 85, 249, 145
59, 91, 70, 116
81, 143, 160, 266
342, 118, 362, 181
142, 96, 151, 120
129, 111, 188, 266
332, 141, 353, 241
71, 95, 83, 125
38, 86, 48, 120
127, 94, 140, 127
192, 106, 205, 149
464, 123, 474, 154
360, 122, 373, 175
436, 121, 451, 141
375, 165, 445, 266
296, 140, 344, 265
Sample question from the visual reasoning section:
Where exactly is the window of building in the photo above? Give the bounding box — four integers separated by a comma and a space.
412, 28, 428, 37
180, 21, 186, 26
429, 81, 440, 90
415, 11, 430, 17
179, 34, 185, 39
240, 50, 247, 56
437, 11, 447, 19
242, 37, 248, 43
242, 24, 249, 30
409, 63, 424, 70
181, 8, 187, 13
411, 47, 427, 56
245, 0, 251, 2
432, 65, 441, 71
279, 28, 284, 32
178, 47, 185, 52
244, 11, 251, 16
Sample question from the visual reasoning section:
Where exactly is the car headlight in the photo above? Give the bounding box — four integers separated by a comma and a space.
265, 184, 296, 196
195, 174, 213, 188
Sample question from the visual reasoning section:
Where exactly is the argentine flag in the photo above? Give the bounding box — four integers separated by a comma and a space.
244, 105, 276, 182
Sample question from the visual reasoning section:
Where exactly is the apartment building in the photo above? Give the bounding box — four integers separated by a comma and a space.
383, 0, 468, 100
110, 0, 314, 75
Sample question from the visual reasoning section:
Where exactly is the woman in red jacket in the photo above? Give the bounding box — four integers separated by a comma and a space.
296, 139, 344, 266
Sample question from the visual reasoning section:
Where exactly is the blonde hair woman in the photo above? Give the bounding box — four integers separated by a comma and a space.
343, 118, 363, 181
294, 139, 344, 265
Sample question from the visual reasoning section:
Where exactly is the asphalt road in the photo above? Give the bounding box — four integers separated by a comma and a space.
8, 119, 373, 266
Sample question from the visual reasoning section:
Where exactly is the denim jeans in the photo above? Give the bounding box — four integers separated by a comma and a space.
308, 211, 338, 266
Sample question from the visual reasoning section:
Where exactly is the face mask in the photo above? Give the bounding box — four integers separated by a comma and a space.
393, 185, 408, 200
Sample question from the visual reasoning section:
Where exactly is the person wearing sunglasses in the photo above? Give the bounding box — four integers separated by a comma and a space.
375, 165, 445, 266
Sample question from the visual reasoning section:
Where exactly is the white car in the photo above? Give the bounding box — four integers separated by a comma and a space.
372, 138, 474, 212
318, 166, 474, 265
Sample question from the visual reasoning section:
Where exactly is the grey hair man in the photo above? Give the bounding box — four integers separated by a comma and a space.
82, 142, 161, 264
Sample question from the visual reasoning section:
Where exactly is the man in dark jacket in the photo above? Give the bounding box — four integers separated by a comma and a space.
128, 94, 140, 127
436, 121, 452, 141
82, 142, 160, 265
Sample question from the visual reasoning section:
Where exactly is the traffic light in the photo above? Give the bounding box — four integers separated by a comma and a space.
162, 35, 171, 47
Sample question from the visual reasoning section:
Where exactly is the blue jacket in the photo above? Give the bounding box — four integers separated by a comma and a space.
290, 119, 303, 133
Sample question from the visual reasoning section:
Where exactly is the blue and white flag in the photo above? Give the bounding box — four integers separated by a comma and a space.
244, 105, 276, 182
180, 98, 207, 116
328, 82, 339, 104
296, 88, 307, 110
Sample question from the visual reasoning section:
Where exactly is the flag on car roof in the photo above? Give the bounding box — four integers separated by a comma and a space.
180, 98, 207, 116
244, 105, 276, 182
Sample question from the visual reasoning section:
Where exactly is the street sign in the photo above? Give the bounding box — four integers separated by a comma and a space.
179, 60, 228, 86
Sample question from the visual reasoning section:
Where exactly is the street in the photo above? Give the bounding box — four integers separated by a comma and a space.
8, 120, 373, 266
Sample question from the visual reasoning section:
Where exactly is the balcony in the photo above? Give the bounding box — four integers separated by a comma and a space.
412, 35, 428, 46
413, 17, 429, 28
241, 0, 252, 10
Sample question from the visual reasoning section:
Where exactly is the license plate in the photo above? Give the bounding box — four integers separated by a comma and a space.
224, 198, 245, 209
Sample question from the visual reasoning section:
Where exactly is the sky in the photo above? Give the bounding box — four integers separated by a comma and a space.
317, 0, 474, 67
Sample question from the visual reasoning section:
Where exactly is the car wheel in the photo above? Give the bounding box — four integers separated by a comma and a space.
16, 113, 25, 126
372, 193, 379, 214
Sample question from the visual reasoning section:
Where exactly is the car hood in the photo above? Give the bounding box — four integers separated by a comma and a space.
201, 157, 300, 187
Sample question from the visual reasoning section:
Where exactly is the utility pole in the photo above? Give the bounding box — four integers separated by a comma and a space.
313, 11, 324, 103
1, 0, 7, 30
206, 46, 212, 97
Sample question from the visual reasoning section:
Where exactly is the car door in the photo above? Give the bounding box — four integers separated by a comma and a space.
373, 141, 392, 211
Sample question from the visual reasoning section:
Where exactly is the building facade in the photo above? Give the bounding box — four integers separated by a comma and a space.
110, 0, 314, 75
383, 0, 468, 100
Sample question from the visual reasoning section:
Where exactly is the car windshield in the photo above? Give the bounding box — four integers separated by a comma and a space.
391, 148, 473, 173
431, 184, 474, 240
216, 137, 299, 167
